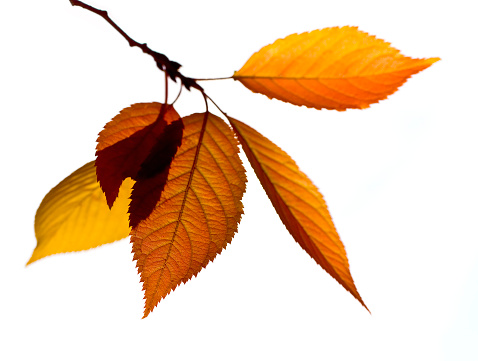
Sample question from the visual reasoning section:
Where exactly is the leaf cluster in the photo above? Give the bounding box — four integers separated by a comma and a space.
29, 1, 438, 317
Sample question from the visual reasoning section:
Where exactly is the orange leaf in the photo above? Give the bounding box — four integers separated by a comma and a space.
130, 112, 247, 317
29, 161, 133, 265
96, 103, 183, 211
233, 26, 439, 110
228, 117, 367, 310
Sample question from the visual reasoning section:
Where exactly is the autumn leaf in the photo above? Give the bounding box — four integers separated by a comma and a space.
28, 161, 133, 265
229, 117, 367, 310
96, 103, 182, 206
234, 26, 439, 110
130, 112, 247, 317
95, 102, 183, 227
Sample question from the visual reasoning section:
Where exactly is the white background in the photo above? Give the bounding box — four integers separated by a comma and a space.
1, 0, 477, 360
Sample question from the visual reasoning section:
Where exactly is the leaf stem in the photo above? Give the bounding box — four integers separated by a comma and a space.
194, 76, 234, 81
202, 92, 209, 113
171, 79, 183, 106
205, 94, 228, 119
164, 71, 169, 105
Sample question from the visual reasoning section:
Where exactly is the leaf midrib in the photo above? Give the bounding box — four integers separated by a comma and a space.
153, 113, 209, 301
234, 67, 421, 80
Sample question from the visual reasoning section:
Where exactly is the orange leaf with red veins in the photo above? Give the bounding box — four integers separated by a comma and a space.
130, 112, 247, 317
229, 116, 367, 310
233, 26, 439, 110
95, 103, 183, 211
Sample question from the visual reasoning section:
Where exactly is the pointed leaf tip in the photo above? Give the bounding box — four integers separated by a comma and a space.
234, 26, 439, 111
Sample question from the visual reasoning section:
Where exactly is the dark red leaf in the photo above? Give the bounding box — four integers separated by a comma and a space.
95, 103, 182, 209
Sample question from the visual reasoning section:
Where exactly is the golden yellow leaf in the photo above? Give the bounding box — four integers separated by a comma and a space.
130, 112, 247, 317
229, 117, 367, 310
28, 161, 133, 265
234, 26, 439, 110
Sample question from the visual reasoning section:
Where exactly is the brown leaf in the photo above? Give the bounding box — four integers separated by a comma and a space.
130, 113, 247, 317
229, 117, 367, 310
234, 26, 439, 110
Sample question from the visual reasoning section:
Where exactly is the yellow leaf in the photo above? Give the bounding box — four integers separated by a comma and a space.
28, 161, 133, 265
130, 113, 247, 317
234, 26, 439, 110
229, 117, 367, 310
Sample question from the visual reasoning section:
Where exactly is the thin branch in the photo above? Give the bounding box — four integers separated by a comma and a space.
69, 0, 203, 92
